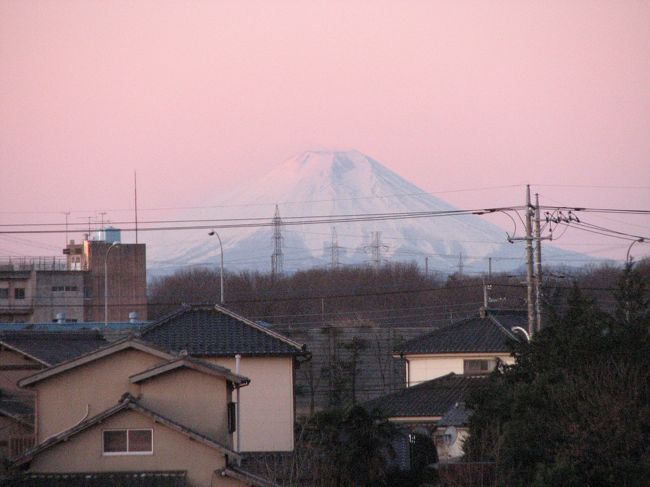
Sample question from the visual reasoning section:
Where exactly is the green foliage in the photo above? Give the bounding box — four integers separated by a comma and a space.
301, 404, 398, 487
466, 265, 650, 486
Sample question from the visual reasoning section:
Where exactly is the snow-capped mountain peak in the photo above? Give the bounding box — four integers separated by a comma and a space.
150, 150, 586, 275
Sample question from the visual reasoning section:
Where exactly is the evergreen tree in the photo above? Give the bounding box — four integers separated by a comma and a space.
465, 266, 650, 486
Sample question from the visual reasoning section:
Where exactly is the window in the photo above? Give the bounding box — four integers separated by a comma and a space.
14, 288, 25, 300
65, 285, 78, 292
103, 429, 152, 455
0, 289, 8, 299
52, 286, 64, 292
463, 359, 496, 375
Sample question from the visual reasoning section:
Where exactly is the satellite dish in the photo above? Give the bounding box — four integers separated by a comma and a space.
445, 426, 458, 445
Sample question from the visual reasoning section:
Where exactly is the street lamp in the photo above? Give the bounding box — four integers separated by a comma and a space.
626, 238, 645, 264
104, 242, 120, 328
208, 231, 224, 304
511, 326, 531, 342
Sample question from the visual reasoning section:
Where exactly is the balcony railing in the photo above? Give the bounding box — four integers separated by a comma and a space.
0, 257, 68, 272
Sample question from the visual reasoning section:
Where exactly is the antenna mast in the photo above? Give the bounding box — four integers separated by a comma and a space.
134, 171, 139, 244
271, 204, 284, 278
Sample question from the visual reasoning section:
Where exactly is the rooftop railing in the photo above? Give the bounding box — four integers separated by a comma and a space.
0, 257, 68, 272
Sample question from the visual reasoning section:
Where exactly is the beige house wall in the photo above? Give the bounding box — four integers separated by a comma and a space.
139, 368, 231, 445
0, 348, 42, 394
407, 353, 514, 386
28, 409, 246, 487
34, 349, 162, 442
209, 356, 294, 452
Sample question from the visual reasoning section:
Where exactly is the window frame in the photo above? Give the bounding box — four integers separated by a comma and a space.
463, 359, 495, 375
102, 428, 153, 456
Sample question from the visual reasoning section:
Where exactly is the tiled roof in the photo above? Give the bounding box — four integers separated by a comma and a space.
0, 394, 34, 426
141, 305, 305, 357
18, 338, 175, 388
363, 374, 488, 419
0, 322, 148, 332
129, 355, 250, 386
0, 471, 187, 487
217, 466, 281, 487
394, 309, 525, 355
437, 401, 471, 427
12, 394, 239, 467
0, 330, 108, 366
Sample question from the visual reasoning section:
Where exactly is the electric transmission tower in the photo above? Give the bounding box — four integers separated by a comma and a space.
271, 204, 284, 279
329, 226, 340, 269
366, 231, 388, 270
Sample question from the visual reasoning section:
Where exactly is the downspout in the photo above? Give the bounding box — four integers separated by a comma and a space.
235, 353, 241, 464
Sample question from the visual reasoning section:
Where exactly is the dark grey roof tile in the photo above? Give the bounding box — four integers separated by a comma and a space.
0, 331, 108, 366
363, 374, 488, 418
394, 309, 525, 354
438, 401, 471, 427
0, 471, 187, 487
141, 305, 304, 357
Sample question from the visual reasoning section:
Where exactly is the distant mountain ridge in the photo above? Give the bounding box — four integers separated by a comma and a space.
149, 150, 591, 275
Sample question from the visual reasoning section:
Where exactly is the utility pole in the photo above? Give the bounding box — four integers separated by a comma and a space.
534, 193, 543, 332
425, 256, 429, 277
525, 185, 536, 337
457, 252, 464, 277
271, 205, 284, 279
488, 257, 492, 279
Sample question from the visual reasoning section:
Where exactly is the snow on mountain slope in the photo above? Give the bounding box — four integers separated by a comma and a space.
149, 150, 589, 275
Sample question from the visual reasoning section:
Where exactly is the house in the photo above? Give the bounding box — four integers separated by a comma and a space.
10, 337, 277, 487
363, 308, 525, 464
364, 373, 486, 431
139, 304, 308, 452
0, 330, 109, 462
0, 330, 108, 394
394, 309, 525, 386
0, 393, 33, 462
434, 401, 471, 461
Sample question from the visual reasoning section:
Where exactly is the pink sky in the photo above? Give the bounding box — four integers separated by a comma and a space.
1, 1, 649, 261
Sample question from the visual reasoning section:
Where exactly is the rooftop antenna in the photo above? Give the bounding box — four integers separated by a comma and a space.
134, 171, 139, 244
63, 211, 70, 246
271, 205, 284, 279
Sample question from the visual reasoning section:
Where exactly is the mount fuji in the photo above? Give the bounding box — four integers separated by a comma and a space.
149, 150, 590, 275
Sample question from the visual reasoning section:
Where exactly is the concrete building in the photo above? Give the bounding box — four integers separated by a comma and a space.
0, 232, 146, 324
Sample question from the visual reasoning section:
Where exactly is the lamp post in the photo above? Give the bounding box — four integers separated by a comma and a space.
626, 238, 645, 264
208, 231, 224, 304
104, 242, 120, 328
511, 326, 531, 342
